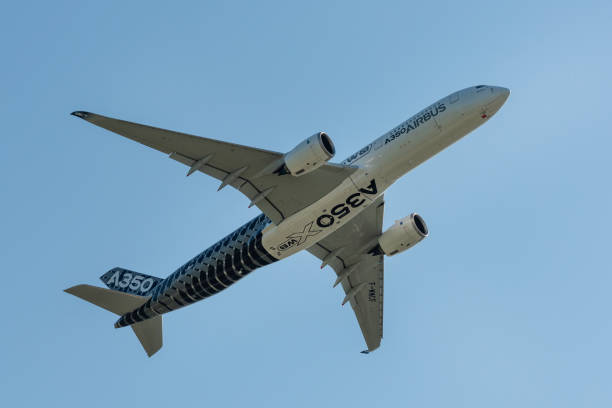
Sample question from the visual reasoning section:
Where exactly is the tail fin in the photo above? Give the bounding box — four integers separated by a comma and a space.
100, 267, 164, 296
65, 284, 163, 357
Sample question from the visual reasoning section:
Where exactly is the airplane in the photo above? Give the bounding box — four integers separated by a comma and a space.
65, 85, 510, 357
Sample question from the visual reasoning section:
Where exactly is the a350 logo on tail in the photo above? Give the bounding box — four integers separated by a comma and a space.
100, 268, 163, 295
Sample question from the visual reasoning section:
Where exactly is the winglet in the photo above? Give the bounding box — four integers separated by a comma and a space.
71, 111, 91, 119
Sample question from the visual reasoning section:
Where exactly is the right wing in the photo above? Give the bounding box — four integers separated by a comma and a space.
71, 111, 356, 224
307, 196, 385, 352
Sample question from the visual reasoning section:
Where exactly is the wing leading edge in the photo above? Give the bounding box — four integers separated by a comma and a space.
71, 111, 356, 224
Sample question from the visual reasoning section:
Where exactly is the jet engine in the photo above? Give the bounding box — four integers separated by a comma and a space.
281, 132, 335, 176
376, 213, 428, 256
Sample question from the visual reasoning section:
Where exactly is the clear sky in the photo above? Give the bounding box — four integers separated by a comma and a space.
1, 1, 611, 407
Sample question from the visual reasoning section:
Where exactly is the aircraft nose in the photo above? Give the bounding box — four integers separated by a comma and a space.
483, 86, 510, 116
494, 86, 510, 102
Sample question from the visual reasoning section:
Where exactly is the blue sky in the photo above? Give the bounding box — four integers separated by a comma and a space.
2, 1, 611, 407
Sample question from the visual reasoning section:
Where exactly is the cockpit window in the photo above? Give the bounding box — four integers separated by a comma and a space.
475, 85, 486, 89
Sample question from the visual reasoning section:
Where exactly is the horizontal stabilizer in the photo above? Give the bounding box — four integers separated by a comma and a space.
131, 316, 163, 357
65, 284, 163, 357
65, 284, 147, 315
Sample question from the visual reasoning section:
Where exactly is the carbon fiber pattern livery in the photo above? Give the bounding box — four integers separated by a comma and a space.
114, 213, 277, 328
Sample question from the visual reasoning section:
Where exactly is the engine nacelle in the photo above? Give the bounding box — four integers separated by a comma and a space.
377, 213, 428, 256
283, 132, 335, 176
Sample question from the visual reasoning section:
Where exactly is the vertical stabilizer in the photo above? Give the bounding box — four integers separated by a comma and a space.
99, 267, 163, 296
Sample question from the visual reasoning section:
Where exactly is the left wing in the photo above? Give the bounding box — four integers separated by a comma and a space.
71, 111, 356, 224
307, 196, 385, 352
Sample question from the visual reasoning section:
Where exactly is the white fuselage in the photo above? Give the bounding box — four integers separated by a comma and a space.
262, 85, 509, 259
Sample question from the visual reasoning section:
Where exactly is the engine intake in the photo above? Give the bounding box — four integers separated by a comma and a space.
282, 132, 335, 176
376, 213, 428, 256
